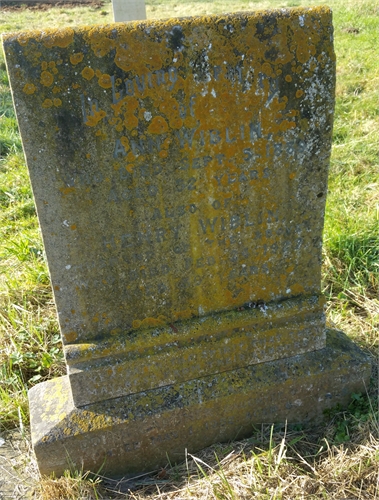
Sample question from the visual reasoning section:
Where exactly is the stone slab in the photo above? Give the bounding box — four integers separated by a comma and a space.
29, 329, 372, 477
2, 7, 335, 398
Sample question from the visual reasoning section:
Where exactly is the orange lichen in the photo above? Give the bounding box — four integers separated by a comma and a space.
40, 71, 54, 87
60, 186, 75, 196
120, 136, 130, 151
64, 331, 78, 343
15, 33, 30, 46
42, 99, 53, 108
98, 73, 112, 89
147, 116, 169, 134
23, 83, 36, 95
84, 107, 107, 126
43, 28, 74, 48
81, 67, 95, 81
132, 316, 167, 329
95, 130, 107, 140
70, 53, 84, 65
84, 26, 115, 58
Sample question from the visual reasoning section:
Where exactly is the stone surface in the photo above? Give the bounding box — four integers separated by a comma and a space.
29, 329, 371, 477
3, 6, 371, 478
3, 6, 336, 407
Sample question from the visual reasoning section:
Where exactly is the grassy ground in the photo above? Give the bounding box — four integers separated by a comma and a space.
0, 0, 378, 498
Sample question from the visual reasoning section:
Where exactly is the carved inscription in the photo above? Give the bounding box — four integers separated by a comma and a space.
55, 32, 322, 336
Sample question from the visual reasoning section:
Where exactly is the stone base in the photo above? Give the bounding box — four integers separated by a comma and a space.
29, 329, 371, 478
66, 294, 326, 406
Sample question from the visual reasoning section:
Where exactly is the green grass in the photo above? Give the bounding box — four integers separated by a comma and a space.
0, 0, 378, 497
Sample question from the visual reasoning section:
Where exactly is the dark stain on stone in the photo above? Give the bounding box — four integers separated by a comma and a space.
168, 26, 185, 52
56, 108, 82, 162
255, 15, 278, 41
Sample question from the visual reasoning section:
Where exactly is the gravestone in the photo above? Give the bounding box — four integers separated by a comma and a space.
3, 7, 371, 477
112, 0, 146, 22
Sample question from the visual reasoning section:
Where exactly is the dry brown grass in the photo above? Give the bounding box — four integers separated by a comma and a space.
33, 422, 379, 499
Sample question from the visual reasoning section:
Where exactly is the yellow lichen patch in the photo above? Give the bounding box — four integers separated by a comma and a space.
147, 116, 168, 134
42, 99, 53, 108
291, 283, 305, 295
84, 26, 115, 58
42, 28, 74, 48
173, 310, 193, 321
15, 33, 31, 46
23, 83, 36, 95
85, 109, 106, 127
159, 97, 183, 129
125, 162, 134, 173
64, 331, 78, 343
70, 52, 84, 65
40, 71, 54, 87
120, 136, 130, 152
132, 316, 167, 329
114, 48, 137, 72
98, 73, 112, 89
53, 98, 62, 107
95, 130, 107, 140
52, 87, 61, 94
296, 89, 304, 98
261, 62, 275, 78
81, 67, 95, 81
60, 186, 75, 196
124, 114, 138, 130
110, 117, 122, 131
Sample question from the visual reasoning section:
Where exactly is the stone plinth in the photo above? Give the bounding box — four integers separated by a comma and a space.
29, 330, 371, 476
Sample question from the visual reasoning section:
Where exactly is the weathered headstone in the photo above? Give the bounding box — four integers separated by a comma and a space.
3, 7, 371, 477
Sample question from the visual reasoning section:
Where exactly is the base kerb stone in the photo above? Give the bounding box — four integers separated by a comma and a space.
67, 294, 326, 406
29, 329, 371, 478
